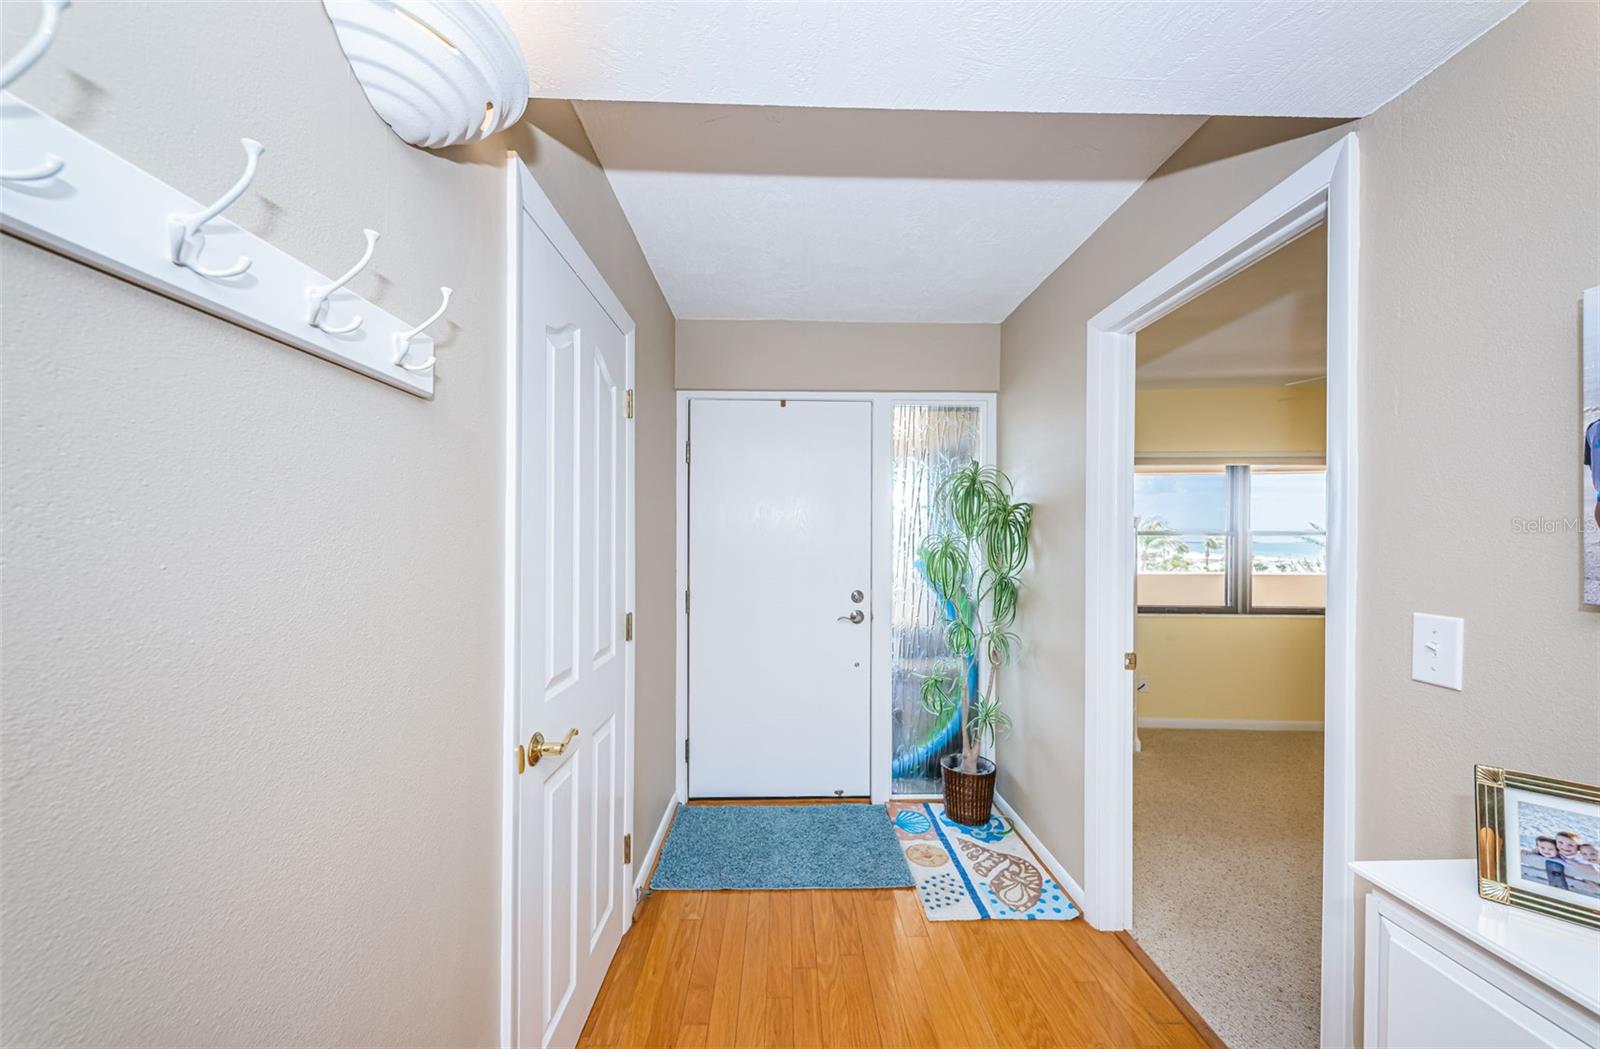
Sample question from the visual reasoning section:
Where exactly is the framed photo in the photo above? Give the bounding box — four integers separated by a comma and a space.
1475, 765, 1600, 930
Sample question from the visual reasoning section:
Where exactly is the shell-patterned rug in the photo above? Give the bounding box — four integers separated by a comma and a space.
888, 801, 1081, 922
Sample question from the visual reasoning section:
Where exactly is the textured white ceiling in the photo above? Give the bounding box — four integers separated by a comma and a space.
1138, 226, 1327, 388
546, 1, 1519, 322
509, 1, 1520, 118
573, 103, 1204, 322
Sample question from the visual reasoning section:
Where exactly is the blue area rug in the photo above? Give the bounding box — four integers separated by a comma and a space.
651, 804, 915, 890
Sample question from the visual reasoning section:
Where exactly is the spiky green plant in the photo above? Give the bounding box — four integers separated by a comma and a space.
916, 463, 1033, 775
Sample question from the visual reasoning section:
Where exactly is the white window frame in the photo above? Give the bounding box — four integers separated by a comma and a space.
674, 390, 996, 806
1136, 462, 1329, 616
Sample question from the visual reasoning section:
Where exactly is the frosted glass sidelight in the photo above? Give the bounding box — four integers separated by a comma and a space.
890, 404, 982, 794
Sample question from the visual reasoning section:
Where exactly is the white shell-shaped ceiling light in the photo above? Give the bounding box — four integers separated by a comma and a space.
322, 0, 529, 149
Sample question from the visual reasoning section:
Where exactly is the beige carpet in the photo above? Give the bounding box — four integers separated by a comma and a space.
1132, 729, 1323, 1049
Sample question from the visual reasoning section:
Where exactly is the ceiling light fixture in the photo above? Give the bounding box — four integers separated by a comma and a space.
393, 7, 459, 54
322, 0, 528, 149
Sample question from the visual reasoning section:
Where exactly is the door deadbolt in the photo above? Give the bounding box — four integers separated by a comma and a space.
850, 590, 864, 603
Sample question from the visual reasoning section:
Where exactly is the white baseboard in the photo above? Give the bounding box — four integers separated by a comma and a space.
993, 793, 1088, 914
1138, 717, 1323, 731
632, 793, 679, 903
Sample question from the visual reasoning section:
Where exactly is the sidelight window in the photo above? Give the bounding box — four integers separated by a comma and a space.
889, 403, 983, 794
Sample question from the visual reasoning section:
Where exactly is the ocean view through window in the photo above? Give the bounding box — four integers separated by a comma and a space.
1137, 464, 1326, 613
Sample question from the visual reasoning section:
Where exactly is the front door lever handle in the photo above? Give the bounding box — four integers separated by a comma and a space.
838, 610, 865, 624
527, 727, 579, 768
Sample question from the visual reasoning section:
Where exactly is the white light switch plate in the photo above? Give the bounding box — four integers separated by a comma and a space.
1412, 613, 1464, 690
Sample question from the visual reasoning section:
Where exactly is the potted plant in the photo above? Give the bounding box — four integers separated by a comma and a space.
917, 462, 1033, 826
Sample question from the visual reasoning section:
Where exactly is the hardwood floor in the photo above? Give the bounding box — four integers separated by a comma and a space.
577, 887, 1210, 1048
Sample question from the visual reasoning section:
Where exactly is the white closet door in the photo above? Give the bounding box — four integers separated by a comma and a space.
515, 199, 628, 1049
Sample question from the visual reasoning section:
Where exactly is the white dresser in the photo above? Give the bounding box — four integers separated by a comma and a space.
1356, 860, 1600, 1048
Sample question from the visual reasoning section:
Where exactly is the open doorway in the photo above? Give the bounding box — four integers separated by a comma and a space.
1129, 224, 1329, 1047
1080, 135, 1359, 1048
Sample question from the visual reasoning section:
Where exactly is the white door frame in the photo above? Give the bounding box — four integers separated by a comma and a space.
1081, 133, 1359, 1048
502, 155, 637, 1049
675, 390, 997, 806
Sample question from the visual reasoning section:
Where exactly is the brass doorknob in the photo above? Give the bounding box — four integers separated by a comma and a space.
527, 727, 579, 767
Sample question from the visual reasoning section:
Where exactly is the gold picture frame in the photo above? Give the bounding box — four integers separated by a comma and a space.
1475, 765, 1600, 930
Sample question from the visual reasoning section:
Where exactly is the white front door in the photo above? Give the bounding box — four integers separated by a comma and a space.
687, 398, 872, 797
514, 176, 630, 1049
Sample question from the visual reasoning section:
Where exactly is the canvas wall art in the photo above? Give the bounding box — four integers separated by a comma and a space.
1585, 287, 1599, 606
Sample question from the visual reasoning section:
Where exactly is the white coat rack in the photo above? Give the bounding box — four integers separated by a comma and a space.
0, 3, 453, 399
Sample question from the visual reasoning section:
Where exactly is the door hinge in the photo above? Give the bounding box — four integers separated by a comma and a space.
684, 738, 690, 763
683, 589, 690, 615
515, 744, 527, 775
623, 833, 633, 864
625, 611, 634, 641
684, 440, 690, 466
625, 388, 635, 419
1124, 651, 1138, 671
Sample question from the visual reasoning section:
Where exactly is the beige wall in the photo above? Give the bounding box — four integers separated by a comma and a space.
0, 4, 674, 1046
1001, 0, 1598, 1036
676, 318, 1000, 391
1136, 383, 1327, 455
1352, 1, 1599, 855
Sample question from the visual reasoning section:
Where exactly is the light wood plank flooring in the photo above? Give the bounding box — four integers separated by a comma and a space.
578, 886, 1210, 1048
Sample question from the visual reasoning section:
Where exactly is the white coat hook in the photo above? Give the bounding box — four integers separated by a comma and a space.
393, 287, 453, 372
0, 155, 64, 183
306, 228, 379, 335
0, 0, 70, 184
167, 138, 264, 279
1, 0, 69, 89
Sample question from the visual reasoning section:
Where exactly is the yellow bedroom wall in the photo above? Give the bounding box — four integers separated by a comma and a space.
1134, 383, 1327, 725
1136, 382, 1326, 455
1135, 616, 1325, 722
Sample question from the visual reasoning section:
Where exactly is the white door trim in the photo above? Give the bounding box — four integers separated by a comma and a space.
503, 154, 637, 1049
1081, 133, 1359, 1049
674, 390, 997, 806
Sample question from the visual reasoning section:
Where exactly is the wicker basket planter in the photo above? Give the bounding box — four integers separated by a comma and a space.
940, 754, 997, 826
